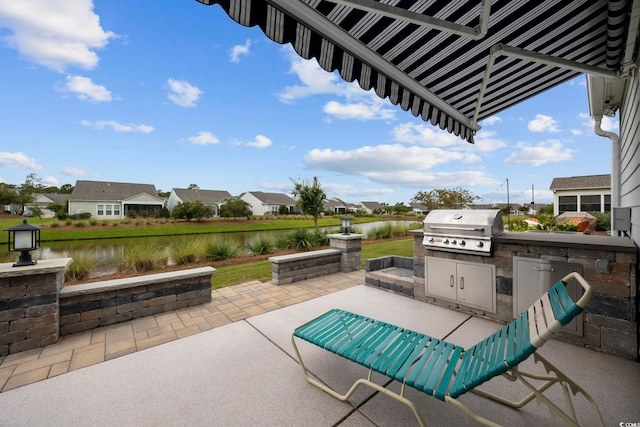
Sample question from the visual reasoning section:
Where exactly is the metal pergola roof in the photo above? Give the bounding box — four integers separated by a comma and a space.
196, 0, 633, 143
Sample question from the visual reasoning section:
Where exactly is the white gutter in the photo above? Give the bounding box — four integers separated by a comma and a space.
593, 116, 621, 235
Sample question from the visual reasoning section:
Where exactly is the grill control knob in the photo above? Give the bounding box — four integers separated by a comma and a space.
459, 240, 465, 246
442, 238, 449, 244
450, 239, 456, 245
426, 236, 434, 243
476, 241, 484, 248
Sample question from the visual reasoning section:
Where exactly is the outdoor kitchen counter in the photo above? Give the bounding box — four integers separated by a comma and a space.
493, 231, 637, 252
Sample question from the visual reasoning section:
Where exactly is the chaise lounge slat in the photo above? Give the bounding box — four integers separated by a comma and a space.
291, 272, 604, 427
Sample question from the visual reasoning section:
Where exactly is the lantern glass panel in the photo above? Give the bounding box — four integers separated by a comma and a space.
14, 231, 34, 250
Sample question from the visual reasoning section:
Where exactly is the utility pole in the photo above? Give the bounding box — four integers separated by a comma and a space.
531, 184, 535, 214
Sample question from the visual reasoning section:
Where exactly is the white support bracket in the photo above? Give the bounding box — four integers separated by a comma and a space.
323, 0, 491, 40
472, 43, 621, 127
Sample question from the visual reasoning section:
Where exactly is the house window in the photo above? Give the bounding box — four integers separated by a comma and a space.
558, 196, 577, 214
96, 204, 120, 216
604, 195, 611, 212
580, 195, 601, 212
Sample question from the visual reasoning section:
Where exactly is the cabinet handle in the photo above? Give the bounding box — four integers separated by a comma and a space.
460, 277, 464, 289
449, 275, 454, 287
534, 267, 555, 272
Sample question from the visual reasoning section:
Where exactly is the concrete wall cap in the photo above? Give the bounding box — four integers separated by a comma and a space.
60, 266, 216, 297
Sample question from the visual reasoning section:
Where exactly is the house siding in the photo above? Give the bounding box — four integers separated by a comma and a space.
241, 193, 266, 216
166, 191, 182, 213
620, 63, 640, 245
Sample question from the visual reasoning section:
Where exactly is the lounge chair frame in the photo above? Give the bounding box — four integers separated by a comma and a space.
291, 272, 604, 427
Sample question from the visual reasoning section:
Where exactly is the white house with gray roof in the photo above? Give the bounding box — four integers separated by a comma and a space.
240, 191, 297, 216
549, 174, 611, 216
167, 188, 232, 216
69, 180, 164, 219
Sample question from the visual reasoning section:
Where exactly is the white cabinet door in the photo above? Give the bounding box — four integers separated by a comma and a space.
457, 262, 496, 312
426, 258, 457, 301
426, 257, 496, 313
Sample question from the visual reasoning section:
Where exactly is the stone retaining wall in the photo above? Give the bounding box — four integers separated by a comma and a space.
59, 267, 215, 335
270, 249, 342, 285
269, 234, 364, 285
0, 259, 70, 356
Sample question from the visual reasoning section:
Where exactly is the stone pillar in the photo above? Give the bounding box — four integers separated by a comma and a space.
0, 258, 71, 356
328, 234, 364, 272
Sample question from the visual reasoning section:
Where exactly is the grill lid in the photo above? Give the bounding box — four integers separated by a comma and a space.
423, 209, 504, 256
423, 209, 504, 237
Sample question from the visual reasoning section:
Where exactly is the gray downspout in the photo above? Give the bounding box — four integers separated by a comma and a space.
593, 116, 620, 235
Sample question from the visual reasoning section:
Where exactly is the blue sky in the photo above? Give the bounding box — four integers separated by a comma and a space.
0, 1, 617, 206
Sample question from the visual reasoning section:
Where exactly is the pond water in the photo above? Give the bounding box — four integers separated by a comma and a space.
34, 220, 421, 277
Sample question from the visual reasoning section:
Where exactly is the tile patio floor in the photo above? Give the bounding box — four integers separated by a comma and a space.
0, 270, 363, 393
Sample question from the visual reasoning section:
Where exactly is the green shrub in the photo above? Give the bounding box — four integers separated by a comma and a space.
204, 237, 243, 261
56, 212, 68, 220
65, 248, 100, 282
50, 222, 60, 228
89, 219, 98, 226
65, 220, 72, 226
287, 228, 314, 250
118, 242, 167, 273
168, 236, 204, 265
589, 212, 611, 231
246, 234, 275, 255
73, 221, 86, 228
78, 212, 92, 220
275, 234, 290, 250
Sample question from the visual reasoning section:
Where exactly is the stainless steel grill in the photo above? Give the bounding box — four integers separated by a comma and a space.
422, 209, 504, 256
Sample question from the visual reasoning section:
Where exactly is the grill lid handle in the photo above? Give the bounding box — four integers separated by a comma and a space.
427, 225, 485, 231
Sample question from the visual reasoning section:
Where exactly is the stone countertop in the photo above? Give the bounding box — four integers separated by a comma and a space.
409, 229, 637, 252
494, 231, 636, 252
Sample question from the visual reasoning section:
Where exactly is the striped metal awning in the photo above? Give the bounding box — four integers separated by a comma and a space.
196, 0, 633, 143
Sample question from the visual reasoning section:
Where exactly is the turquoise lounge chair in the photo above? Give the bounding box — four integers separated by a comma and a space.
291, 272, 603, 426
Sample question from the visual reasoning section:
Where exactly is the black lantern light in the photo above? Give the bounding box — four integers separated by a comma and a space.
341, 215, 352, 235
5, 219, 41, 267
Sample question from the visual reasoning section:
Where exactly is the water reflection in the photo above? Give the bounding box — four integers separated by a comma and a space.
36, 220, 418, 277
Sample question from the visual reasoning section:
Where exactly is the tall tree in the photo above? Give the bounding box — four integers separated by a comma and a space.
291, 176, 327, 231
59, 184, 74, 194
187, 183, 200, 190
219, 198, 252, 219
411, 187, 480, 210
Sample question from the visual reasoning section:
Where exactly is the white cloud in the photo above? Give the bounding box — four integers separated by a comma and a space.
392, 123, 463, 148
367, 170, 498, 188
62, 166, 87, 177
323, 100, 395, 121
528, 114, 560, 133
276, 47, 396, 121
471, 130, 508, 153
167, 78, 202, 107
41, 175, 59, 185
62, 75, 112, 102
571, 129, 583, 135
230, 39, 250, 63
187, 131, 219, 145
304, 144, 466, 175
0, 0, 116, 71
81, 120, 154, 133
0, 152, 42, 170
244, 135, 272, 149
480, 116, 502, 125
504, 140, 574, 166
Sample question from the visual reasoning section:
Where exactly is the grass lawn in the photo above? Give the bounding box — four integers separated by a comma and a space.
0, 216, 385, 243
211, 237, 413, 289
